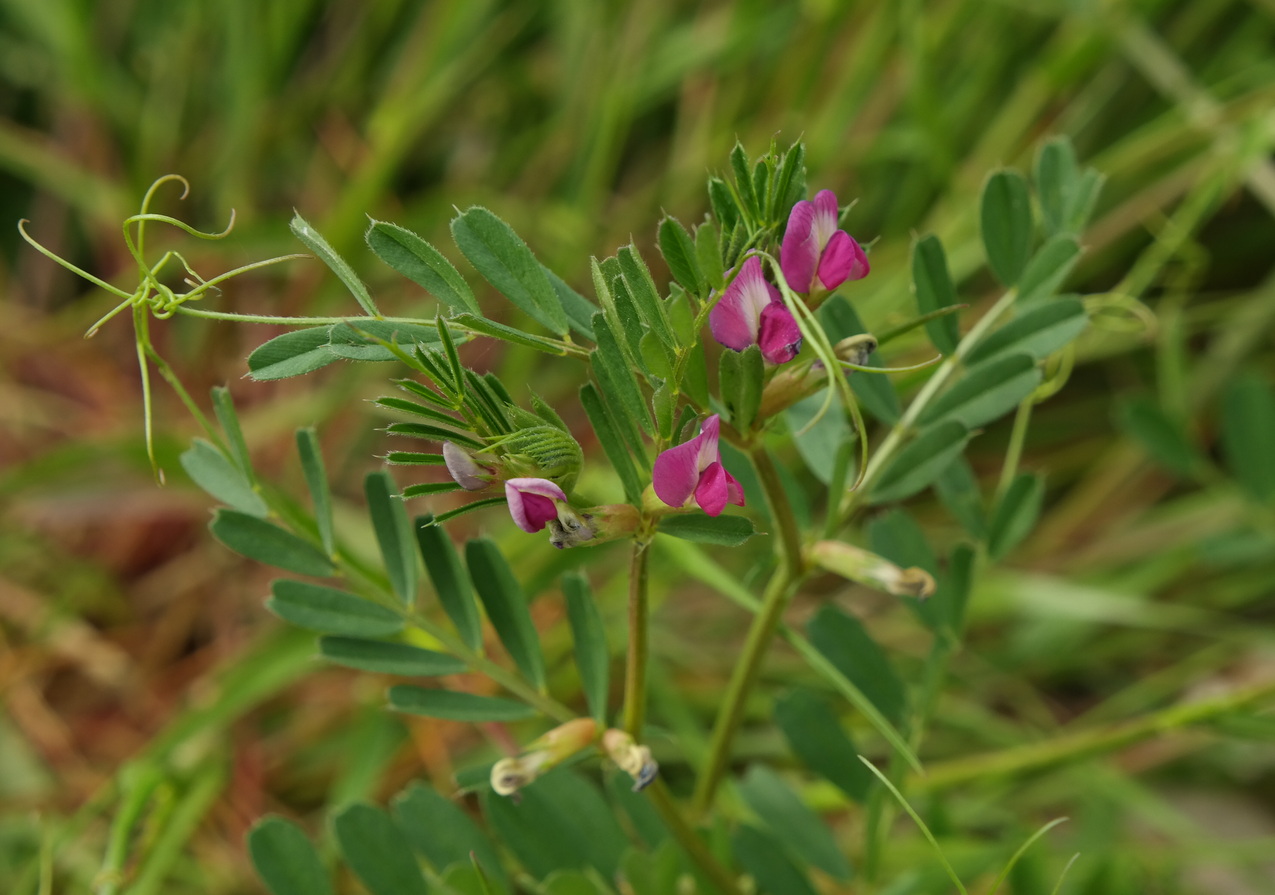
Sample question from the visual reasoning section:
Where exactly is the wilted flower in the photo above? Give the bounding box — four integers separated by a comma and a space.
809, 540, 936, 599
708, 256, 803, 365
602, 729, 658, 792
443, 441, 491, 491
651, 414, 745, 517
780, 189, 869, 293
492, 718, 599, 796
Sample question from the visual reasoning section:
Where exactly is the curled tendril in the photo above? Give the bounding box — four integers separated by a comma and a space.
18, 175, 303, 478
762, 250, 871, 490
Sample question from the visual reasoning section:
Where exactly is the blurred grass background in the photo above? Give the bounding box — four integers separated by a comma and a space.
2, 0, 1274, 892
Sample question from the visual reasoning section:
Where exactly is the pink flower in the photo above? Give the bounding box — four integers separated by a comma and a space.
708, 256, 803, 365
505, 478, 568, 532
780, 189, 869, 293
652, 415, 745, 517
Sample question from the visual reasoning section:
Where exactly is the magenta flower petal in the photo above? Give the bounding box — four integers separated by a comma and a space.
505, 478, 567, 532
816, 230, 869, 289
757, 301, 803, 365
810, 190, 841, 248
694, 461, 731, 516
652, 437, 703, 508
709, 257, 776, 352
653, 415, 747, 515
780, 200, 818, 293
505, 477, 568, 501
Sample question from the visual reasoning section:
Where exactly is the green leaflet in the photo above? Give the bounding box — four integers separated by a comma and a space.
912, 235, 960, 354
247, 816, 333, 895
920, 353, 1042, 430
980, 169, 1034, 287
414, 516, 483, 651
365, 219, 479, 314
871, 421, 972, 504
737, 766, 853, 880
318, 637, 465, 676
210, 510, 335, 577
450, 206, 568, 335
656, 514, 757, 546
392, 782, 508, 890
562, 572, 609, 723
333, 803, 430, 895
181, 439, 267, 517
465, 538, 546, 689
807, 605, 906, 725
388, 686, 537, 721
291, 211, 379, 316
365, 471, 418, 606
267, 581, 403, 638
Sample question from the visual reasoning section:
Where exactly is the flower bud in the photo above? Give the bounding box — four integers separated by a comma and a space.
443, 441, 493, 491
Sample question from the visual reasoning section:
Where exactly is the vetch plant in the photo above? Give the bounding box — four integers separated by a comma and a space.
25, 137, 1115, 894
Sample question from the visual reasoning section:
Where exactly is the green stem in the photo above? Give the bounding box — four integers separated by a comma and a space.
843, 288, 1021, 520
751, 447, 805, 576
996, 397, 1034, 503
691, 446, 807, 815
623, 540, 652, 736
647, 781, 743, 895
914, 676, 1275, 792
693, 571, 797, 816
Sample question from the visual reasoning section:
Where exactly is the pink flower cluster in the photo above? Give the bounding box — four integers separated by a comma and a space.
706, 189, 868, 368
